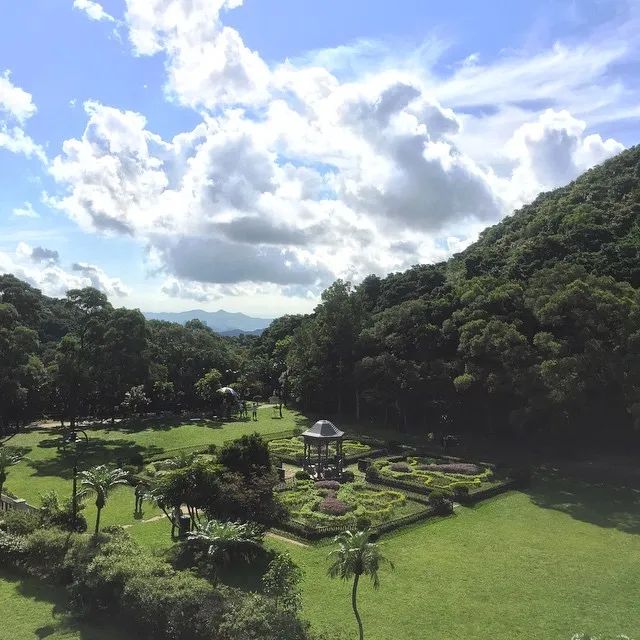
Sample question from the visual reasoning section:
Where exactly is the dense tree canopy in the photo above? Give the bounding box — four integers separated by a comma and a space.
1, 146, 639, 444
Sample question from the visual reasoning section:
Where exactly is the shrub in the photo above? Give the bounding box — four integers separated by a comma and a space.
0, 531, 27, 568
295, 470, 310, 481
356, 515, 372, 530
388, 455, 406, 463
365, 466, 380, 481
0, 509, 41, 535
357, 459, 371, 472
341, 471, 355, 483
207, 444, 218, 455
314, 480, 340, 490
452, 484, 470, 500
22, 528, 73, 582
317, 496, 350, 516
389, 462, 411, 473
40, 490, 88, 533
428, 490, 453, 515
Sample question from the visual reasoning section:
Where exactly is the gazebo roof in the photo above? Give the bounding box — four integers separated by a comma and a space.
302, 419, 344, 440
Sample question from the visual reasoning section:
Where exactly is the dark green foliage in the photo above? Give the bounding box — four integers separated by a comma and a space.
248, 146, 640, 442
428, 490, 453, 514
0, 509, 41, 535
219, 432, 272, 475
295, 469, 311, 481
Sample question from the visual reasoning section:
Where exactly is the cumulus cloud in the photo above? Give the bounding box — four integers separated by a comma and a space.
505, 109, 625, 205
47, 2, 632, 306
124, 0, 268, 108
73, 0, 114, 22
0, 71, 46, 162
0, 243, 128, 298
71, 262, 131, 296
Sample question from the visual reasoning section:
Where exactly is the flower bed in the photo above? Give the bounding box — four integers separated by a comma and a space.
371, 456, 497, 495
276, 479, 424, 529
268, 436, 374, 461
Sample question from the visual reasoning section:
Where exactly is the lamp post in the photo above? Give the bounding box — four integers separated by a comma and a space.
62, 429, 89, 528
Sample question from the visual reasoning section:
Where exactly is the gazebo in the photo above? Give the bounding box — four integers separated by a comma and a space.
302, 420, 345, 477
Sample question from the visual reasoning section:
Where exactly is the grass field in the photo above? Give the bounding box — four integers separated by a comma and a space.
0, 569, 128, 640
2, 406, 300, 537
267, 475, 640, 640
3, 409, 639, 640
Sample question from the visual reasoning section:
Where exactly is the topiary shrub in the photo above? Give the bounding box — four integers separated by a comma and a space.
356, 515, 372, 530
389, 462, 411, 473
317, 496, 351, 516
452, 484, 470, 501
357, 458, 371, 472
294, 470, 310, 481
428, 490, 453, 515
128, 452, 144, 467
366, 466, 380, 481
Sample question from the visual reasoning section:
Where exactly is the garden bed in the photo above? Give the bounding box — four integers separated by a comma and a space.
369, 455, 508, 498
276, 479, 430, 539
268, 436, 379, 464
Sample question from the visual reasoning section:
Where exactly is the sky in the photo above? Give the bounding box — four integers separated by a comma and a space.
1, 0, 639, 316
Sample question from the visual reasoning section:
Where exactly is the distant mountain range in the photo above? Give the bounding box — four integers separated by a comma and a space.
143, 309, 273, 335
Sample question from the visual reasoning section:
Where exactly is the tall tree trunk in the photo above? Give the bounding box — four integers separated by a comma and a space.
94, 506, 102, 535
352, 573, 364, 640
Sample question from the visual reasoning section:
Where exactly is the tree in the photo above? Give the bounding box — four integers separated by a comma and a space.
327, 530, 394, 640
262, 552, 303, 612
121, 385, 151, 416
187, 518, 264, 580
79, 465, 129, 535
219, 433, 271, 476
195, 369, 222, 407
0, 446, 23, 497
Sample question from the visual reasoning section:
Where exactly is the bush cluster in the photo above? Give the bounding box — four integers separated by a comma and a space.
2, 525, 314, 640
417, 462, 481, 475
389, 462, 411, 473
314, 480, 341, 490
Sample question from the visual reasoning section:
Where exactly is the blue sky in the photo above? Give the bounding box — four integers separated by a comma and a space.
1, 0, 638, 315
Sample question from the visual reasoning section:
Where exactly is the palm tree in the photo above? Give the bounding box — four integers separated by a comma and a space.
79, 465, 129, 535
327, 530, 394, 640
187, 519, 264, 577
0, 447, 23, 498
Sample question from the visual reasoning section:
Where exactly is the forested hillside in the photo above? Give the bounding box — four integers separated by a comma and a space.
2, 147, 639, 442
255, 146, 640, 441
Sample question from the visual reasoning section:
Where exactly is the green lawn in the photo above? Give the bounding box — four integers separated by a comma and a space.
0, 569, 129, 640
3, 411, 639, 640
3, 406, 303, 541
268, 476, 640, 640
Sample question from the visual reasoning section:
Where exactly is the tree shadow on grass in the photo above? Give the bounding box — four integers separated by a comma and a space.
527, 467, 640, 535
30, 437, 163, 480
2, 568, 131, 640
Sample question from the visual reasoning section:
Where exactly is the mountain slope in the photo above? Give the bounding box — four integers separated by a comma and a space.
143, 309, 273, 333
457, 144, 640, 286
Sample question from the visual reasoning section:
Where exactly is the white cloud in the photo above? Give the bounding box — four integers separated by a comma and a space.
504, 109, 624, 206
0, 243, 129, 299
48, 2, 634, 309
0, 70, 46, 162
0, 70, 37, 123
71, 262, 131, 297
73, 0, 114, 22
124, 0, 268, 108
12, 202, 39, 218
